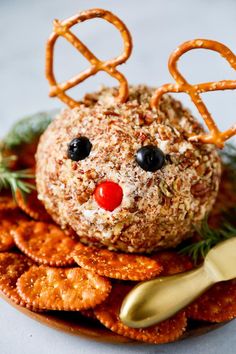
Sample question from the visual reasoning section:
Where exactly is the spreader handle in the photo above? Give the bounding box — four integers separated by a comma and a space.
120, 266, 214, 328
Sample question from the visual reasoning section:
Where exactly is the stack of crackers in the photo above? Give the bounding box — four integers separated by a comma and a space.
0, 169, 236, 344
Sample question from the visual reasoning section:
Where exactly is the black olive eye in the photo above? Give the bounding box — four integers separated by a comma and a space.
68, 137, 92, 161
136, 145, 165, 172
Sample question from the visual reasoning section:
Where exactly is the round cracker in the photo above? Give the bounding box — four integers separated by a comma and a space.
0, 252, 34, 307
94, 283, 187, 344
80, 309, 98, 321
0, 218, 16, 252
72, 243, 162, 281
151, 251, 193, 276
17, 265, 111, 311
0, 194, 18, 213
12, 221, 78, 266
187, 280, 236, 322
0, 209, 28, 252
15, 189, 51, 222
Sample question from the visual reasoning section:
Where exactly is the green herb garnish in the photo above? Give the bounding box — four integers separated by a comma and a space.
3, 110, 58, 149
0, 110, 59, 198
179, 213, 236, 264
0, 150, 35, 198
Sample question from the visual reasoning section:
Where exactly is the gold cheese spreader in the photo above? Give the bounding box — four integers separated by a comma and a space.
120, 237, 236, 328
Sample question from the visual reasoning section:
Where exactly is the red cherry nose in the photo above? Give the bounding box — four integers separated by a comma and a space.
94, 181, 123, 211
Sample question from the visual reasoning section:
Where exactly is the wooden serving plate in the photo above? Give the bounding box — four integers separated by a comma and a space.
0, 293, 227, 344
0, 111, 233, 344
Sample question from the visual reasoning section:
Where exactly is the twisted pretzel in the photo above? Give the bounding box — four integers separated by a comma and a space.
45, 8, 133, 108
151, 39, 236, 148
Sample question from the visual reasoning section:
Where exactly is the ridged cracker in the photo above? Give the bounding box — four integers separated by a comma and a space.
15, 189, 51, 222
94, 283, 187, 344
80, 309, 98, 321
187, 280, 236, 322
151, 251, 193, 276
0, 194, 18, 213
17, 265, 111, 311
0, 252, 34, 307
12, 221, 78, 266
0, 208, 28, 252
72, 243, 162, 281
0, 218, 16, 252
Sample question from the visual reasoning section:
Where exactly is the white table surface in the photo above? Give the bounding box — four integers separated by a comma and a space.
0, 0, 236, 353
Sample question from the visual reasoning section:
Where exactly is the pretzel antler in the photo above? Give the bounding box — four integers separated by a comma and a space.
151, 39, 236, 148
45, 8, 133, 108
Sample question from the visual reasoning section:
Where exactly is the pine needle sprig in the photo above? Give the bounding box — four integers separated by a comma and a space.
179, 214, 236, 264
0, 150, 35, 198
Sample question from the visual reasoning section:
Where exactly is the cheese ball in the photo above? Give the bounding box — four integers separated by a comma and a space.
36, 86, 221, 253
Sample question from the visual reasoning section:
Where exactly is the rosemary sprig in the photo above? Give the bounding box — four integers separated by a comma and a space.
0, 150, 35, 198
179, 215, 236, 264
0, 110, 58, 198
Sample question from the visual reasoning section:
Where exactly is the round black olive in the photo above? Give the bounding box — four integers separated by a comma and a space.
136, 145, 165, 172
68, 137, 92, 161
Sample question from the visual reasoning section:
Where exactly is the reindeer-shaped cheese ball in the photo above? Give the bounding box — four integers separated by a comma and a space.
36, 9, 235, 253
